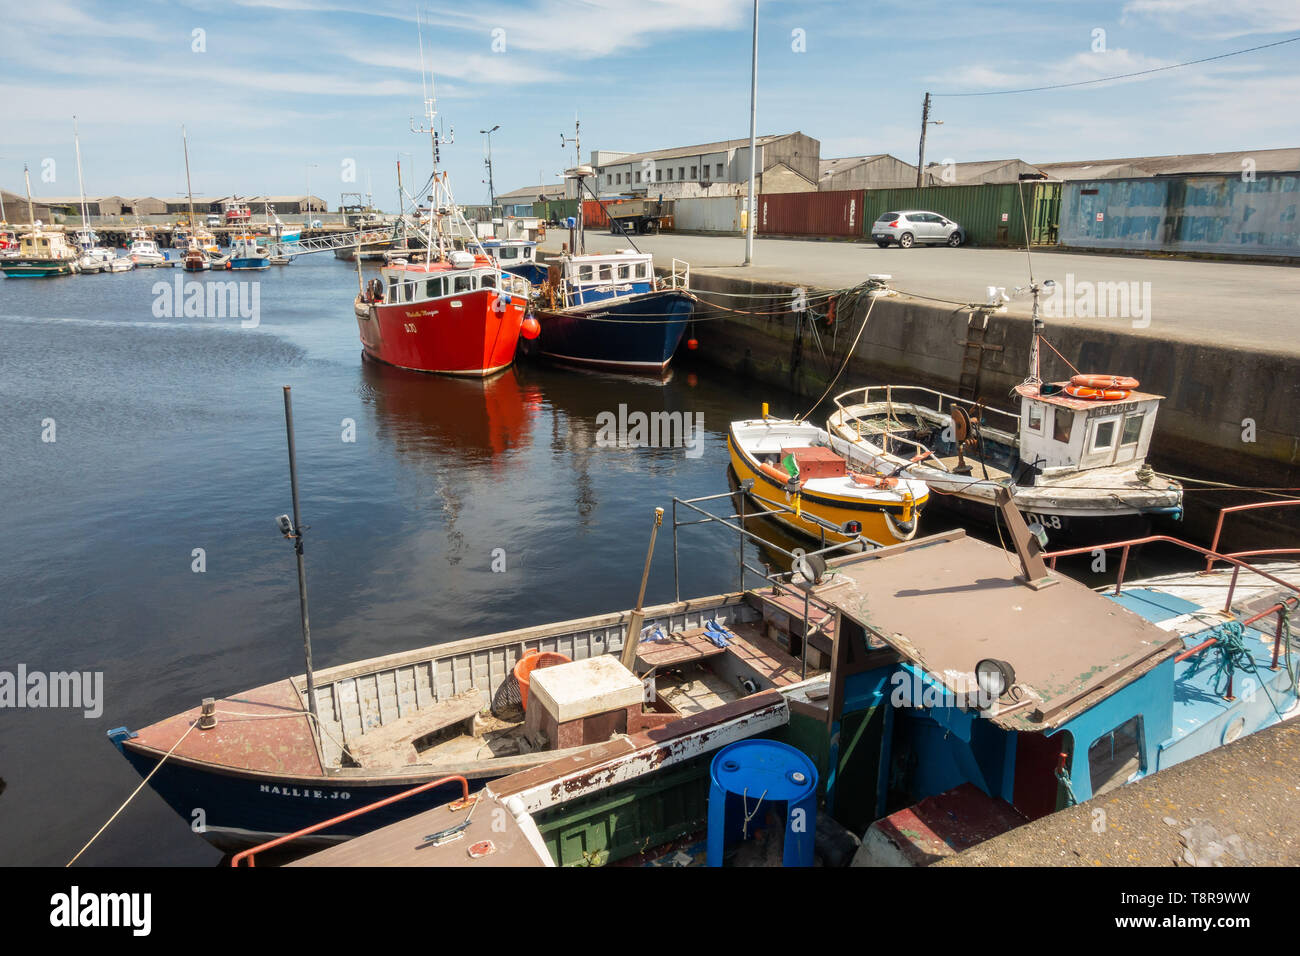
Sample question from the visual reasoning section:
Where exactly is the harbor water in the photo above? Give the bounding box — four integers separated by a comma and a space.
0, 254, 1186, 866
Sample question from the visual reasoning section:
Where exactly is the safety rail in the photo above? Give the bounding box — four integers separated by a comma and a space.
1046, 536, 1300, 696
230, 774, 471, 867
830, 385, 1019, 462
1206, 499, 1300, 571
668, 258, 690, 290
670, 488, 876, 680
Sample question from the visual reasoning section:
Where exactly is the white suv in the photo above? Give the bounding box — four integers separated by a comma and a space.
871, 210, 965, 248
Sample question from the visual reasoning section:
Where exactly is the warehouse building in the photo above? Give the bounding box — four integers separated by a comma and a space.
590, 132, 820, 199
818, 154, 918, 191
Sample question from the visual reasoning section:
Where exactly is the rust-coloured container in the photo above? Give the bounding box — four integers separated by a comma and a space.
582, 199, 610, 229
758, 190, 865, 237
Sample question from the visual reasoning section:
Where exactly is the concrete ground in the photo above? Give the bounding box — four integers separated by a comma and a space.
541, 231, 1300, 355
940, 717, 1300, 867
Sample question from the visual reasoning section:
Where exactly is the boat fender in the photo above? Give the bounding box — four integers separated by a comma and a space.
759, 462, 800, 490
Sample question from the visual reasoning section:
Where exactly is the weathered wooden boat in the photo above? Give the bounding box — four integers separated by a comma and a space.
279, 496, 1300, 868
827, 284, 1182, 546
729, 413, 929, 546
1, 224, 79, 278
110, 588, 828, 853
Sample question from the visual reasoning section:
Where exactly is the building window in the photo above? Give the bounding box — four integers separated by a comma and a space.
678, 166, 685, 180
606, 174, 612, 185
702, 165, 711, 180
1052, 409, 1073, 444
691, 165, 697, 178
666, 169, 672, 180
635, 171, 642, 183
656, 169, 662, 182
716, 163, 723, 178
1027, 404, 1043, 432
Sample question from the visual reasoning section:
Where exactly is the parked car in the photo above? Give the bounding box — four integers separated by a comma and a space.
871, 210, 964, 248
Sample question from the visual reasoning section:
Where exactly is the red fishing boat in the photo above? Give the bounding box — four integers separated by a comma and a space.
353, 248, 531, 376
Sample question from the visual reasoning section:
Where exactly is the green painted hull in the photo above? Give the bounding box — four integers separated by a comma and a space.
1, 259, 77, 278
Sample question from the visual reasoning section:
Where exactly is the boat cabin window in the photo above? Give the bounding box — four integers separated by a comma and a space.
617, 264, 630, 279
1088, 715, 1143, 797
454, 274, 475, 293
1027, 404, 1043, 432
599, 264, 612, 280
481, 272, 496, 289
523, 247, 533, 259
499, 246, 517, 260
1090, 417, 1120, 453
578, 265, 594, 281
1052, 409, 1073, 444
1121, 414, 1143, 446
425, 276, 446, 299
635, 263, 647, 278
388, 276, 399, 301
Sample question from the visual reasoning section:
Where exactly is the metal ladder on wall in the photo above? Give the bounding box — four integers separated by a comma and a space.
957, 310, 1001, 399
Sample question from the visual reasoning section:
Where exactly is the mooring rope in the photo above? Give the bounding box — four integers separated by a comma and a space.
67, 719, 200, 867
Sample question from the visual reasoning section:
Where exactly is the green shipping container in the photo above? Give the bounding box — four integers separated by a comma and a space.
534, 198, 581, 223
860, 181, 1061, 247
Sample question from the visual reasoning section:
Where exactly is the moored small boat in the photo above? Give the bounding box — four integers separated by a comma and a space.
128, 237, 167, 267
228, 235, 270, 270
729, 414, 929, 546
1, 223, 80, 278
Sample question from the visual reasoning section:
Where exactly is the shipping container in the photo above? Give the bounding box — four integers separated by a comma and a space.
859, 181, 1062, 247
1058, 173, 1299, 257
758, 189, 864, 237
582, 198, 611, 229
533, 198, 581, 224
669, 196, 746, 233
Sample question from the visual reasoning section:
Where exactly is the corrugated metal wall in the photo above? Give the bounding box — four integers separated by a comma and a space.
672, 196, 745, 233
858, 182, 1061, 246
758, 190, 863, 237
1058, 173, 1300, 257
582, 199, 610, 229
534, 198, 580, 223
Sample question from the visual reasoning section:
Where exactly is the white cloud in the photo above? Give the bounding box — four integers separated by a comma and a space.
1122, 0, 1300, 38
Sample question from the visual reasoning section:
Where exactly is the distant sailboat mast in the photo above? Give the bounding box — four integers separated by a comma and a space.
73, 116, 92, 248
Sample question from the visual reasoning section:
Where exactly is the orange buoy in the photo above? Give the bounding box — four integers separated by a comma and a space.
686, 337, 698, 350
520, 316, 541, 340
1070, 373, 1139, 391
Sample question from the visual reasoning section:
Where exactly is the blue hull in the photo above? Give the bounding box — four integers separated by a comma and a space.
533, 288, 694, 373
503, 262, 549, 286
110, 730, 492, 852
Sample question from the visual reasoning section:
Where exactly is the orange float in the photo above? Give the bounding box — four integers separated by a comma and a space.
1070, 374, 1139, 390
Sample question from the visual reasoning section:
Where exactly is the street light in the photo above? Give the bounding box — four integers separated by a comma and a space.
743, 0, 758, 266
480, 125, 500, 206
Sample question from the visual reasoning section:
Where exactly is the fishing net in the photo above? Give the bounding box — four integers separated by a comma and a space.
491, 672, 522, 718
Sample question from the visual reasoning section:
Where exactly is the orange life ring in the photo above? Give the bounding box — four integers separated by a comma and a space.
1070, 374, 1139, 391
1064, 384, 1130, 401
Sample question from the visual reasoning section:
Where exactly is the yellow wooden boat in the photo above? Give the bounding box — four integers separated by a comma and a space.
728, 415, 929, 546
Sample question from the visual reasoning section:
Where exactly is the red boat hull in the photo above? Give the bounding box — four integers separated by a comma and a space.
355, 289, 526, 376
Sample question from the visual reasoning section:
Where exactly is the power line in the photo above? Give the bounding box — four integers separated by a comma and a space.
934, 34, 1300, 97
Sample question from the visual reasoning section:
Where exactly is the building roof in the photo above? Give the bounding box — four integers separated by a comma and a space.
1034, 148, 1300, 178
595, 134, 792, 168
496, 183, 567, 202
923, 158, 1046, 185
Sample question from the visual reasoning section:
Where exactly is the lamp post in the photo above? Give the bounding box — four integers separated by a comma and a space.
743, 0, 758, 266
916, 93, 944, 187
480, 125, 500, 207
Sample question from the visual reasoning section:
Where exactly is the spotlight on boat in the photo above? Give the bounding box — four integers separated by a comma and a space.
975, 658, 1016, 701
794, 552, 828, 586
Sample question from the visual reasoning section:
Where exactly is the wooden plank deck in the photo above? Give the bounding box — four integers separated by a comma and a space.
635, 630, 727, 670
347, 691, 483, 770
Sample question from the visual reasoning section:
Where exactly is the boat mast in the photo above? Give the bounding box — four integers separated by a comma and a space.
414, 8, 440, 260
280, 386, 319, 727
182, 125, 197, 245
73, 116, 91, 248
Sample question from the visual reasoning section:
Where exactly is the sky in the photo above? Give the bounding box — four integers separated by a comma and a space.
2, 0, 1297, 209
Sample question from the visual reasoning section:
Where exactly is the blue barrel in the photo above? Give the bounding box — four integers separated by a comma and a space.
707, 740, 818, 867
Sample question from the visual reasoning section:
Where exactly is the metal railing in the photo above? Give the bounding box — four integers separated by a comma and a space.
1206, 499, 1300, 571
829, 385, 1019, 461
668, 258, 690, 290
230, 774, 471, 867
670, 487, 877, 679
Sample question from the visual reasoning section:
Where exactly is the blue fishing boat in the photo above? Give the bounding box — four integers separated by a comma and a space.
484, 237, 547, 285
529, 249, 694, 374
228, 234, 270, 271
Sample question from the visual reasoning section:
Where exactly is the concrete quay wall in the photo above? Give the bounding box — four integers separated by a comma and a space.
682, 269, 1300, 546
